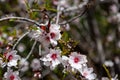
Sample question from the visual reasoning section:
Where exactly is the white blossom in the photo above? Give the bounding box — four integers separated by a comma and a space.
40, 48, 61, 69
104, 60, 114, 67
4, 50, 21, 67
79, 67, 96, 80
45, 24, 61, 46
68, 52, 87, 70
29, 24, 61, 47
4, 68, 21, 80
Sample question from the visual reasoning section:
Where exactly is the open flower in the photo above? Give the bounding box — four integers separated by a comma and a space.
48, 24, 61, 46
41, 24, 61, 46
68, 52, 87, 70
49, 24, 61, 40
4, 50, 21, 67
79, 67, 96, 80
4, 68, 20, 80
40, 48, 61, 69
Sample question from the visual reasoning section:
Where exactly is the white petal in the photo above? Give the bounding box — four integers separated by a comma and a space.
8, 60, 17, 67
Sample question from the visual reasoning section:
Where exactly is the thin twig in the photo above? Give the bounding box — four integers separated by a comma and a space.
103, 64, 112, 80
0, 16, 42, 27
25, 40, 37, 61
62, 1, 88, 13
39, 44, 42, 56
59, 8, 88, 25
56, 4, 60, 24
31, 9, 50, 20
12, 32, 29, 50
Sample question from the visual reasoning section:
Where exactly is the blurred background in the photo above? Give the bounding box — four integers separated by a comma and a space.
0, 0, 120, 80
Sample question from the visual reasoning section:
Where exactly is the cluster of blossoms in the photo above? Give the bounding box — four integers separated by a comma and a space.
29, 24, 61, 48
0, 23, 96, 80
29, 23, 96, 79
0, 0, 119, 80
0, 0, 97, 79
0, 50, 41, 79
41, 49, 96, 79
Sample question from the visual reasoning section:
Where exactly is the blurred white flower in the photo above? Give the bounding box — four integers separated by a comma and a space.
31, 58, 41, 71
104, 60, 114, 67
114, 56, 120, 65
17, 43, 26, 52
40, 48, 61, 69
0, 0, 5, 2
29, 28, 43, 41
4, 68, 21, 80
79, 67, 96, 80
61, 56, 69, 67
53, 0, 69, 7
102, 75, 118, 80
19, 58, 29, 72
116, 41, 120, 48
110, 4, 118, 14
68, 52, 87, 70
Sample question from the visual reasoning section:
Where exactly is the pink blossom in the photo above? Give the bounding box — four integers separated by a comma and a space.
68, 52, 87, 70
40, 48, 61, 69
48, 24, 61, 46
29, 24, 61, 47
4, 50, 21, 67
79, 67, 96, 80
4, 68, 20, 80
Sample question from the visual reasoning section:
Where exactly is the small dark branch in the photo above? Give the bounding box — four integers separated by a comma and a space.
0, 16, 42, 27
59, 7, 88, 25
31, 9, 50, 19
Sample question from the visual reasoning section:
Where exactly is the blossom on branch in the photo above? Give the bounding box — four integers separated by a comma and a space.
68, 52, 87, 70
29, 24, 61, 47
40, 48, 62, 69
4, 50, 21, 67
4, 68, 21, 80
79, 67, 96, 80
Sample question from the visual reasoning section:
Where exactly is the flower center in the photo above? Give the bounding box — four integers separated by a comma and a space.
3, 52, 7, 57
51, 53, 57, 60
41, 26, 46, 31
34, 63, 38, 66
83, 72, 88, 77
45, 36, 50, 41
74, 57, 79, 63
10, 75, 15, 80
50, 32, 55, 39
8, 55, 13, 60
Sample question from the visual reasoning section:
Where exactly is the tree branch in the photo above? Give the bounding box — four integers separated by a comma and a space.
0, 16, 42, 27
12, 32, 30, 50
59, 8, 88, 25
25, 40, 37, 61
